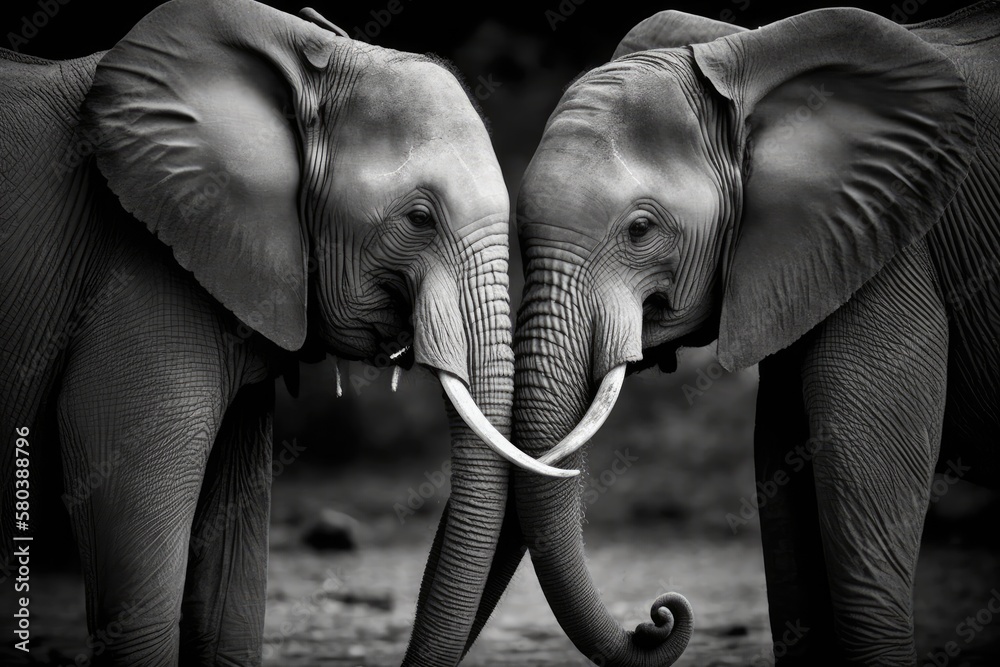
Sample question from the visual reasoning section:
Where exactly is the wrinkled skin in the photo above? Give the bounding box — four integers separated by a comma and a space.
508, 4, 1000, 666
0, 0, 557, 664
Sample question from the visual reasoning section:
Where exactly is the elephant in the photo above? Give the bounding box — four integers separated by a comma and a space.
0, 0, 575, 664
504, 2, 999, 665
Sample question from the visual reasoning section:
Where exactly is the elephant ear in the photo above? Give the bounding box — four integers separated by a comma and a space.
613, 10, 746, 59
690, 8, 976, 370
82, 0, 341, 350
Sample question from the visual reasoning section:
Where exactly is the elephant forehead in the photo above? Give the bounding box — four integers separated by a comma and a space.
336, 134, 508, 226
617, 68, 714, 167
555, 68, 709, 174
420, 138, 509, 226
345, 59, 487, 142
519, 62, 718, 251
519, 139, 642, 244
518, 135, 711, 248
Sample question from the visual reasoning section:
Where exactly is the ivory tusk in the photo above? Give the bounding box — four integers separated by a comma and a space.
538, 364, 627, 466
438, 372, 579, 478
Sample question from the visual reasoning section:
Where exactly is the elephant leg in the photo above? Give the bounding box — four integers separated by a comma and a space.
58, 395, 222, 665
55, 305, 235, 664
754, 345, 842, 665
180, 379, 273, 666
802, 241, 947, 664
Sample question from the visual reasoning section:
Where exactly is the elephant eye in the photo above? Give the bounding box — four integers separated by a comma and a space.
406, 208, 435, 228
628, 217, 652, 241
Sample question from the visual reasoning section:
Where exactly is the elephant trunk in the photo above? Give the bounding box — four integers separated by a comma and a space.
513, 275, 693, 667
403, 247, 516, 666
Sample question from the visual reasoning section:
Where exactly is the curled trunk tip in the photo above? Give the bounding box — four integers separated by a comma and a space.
633, 592, 694, 653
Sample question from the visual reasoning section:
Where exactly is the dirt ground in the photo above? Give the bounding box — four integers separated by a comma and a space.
10, 514, 1000, 667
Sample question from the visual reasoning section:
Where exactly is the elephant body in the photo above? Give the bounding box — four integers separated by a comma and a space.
508, 2, 1000, 665
919, 12, 1000, 478
754, 12, 1000, 660
1, 48, 274, 663
0, 1, 570, 664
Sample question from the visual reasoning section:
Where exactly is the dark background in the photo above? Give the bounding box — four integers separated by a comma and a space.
2, 1, 998, 665
0, 0, 978, 468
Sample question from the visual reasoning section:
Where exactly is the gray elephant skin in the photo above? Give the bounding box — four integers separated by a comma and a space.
507, 2, 1000, 666
0, 0, 574, 664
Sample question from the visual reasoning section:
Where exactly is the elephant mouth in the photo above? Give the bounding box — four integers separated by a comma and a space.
375, 278, 413, 324
643, 291, 673, 315
364, 336, 414, 370
377, 275, 411, 313
351, 278, 414, 367
363, 276, 575, 478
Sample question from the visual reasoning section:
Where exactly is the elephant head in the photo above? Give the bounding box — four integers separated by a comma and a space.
79, 0, 575, 662
513, 8, 974, 666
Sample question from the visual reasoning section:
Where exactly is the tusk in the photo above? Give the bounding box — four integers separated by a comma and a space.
390, 346, 408, 392
335, 358, 343, 398
438, 372, 579, 478
538, 364, 626, 466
